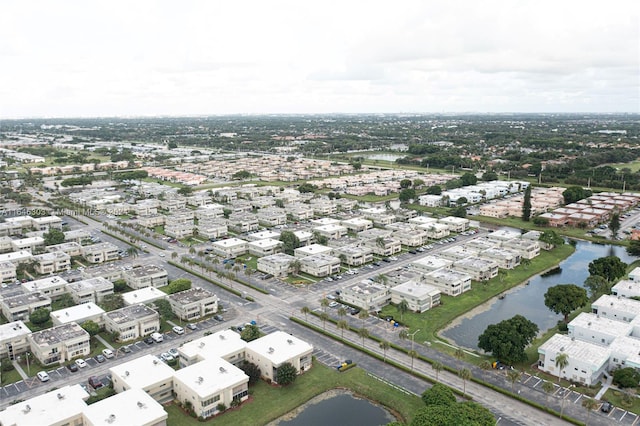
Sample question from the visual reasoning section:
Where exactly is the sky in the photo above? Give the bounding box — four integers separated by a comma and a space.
0, 0, 638, 118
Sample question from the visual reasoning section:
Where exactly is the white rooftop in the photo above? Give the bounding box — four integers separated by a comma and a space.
21, 275, 68, 293
569, 312, 633, 339
612, 280, 640, 298
82, 387, 167, 426
609, 335, 640, 367
212, 237, 247, 248
411, 255, 452, 271
0, 384, 89, 426
51, 302, 105, 324
122, 286, 167, 306
539, 334, 610, 366
173, 358, 248, 399
593, 294, 640, 319
391, 281, 440, 299
0, 320, 31, 341
246, 331, 313, 366
109, 354, 175, 389
179, 329, 246, 361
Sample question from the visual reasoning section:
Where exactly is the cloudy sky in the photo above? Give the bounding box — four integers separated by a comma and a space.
1, 0, 638, 118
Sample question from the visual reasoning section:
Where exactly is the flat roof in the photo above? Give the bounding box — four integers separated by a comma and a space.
539, 334, 610, 365
51, 302, 105, 324
0, 320, 31, 341
569, 312, 632, 338
246, 331, 313, 366
122, 286, 167, 305
82, 388, 167, 426
426, 269, 471, 283
168, 287, 216, 305
30, 322, 88, 346
105, 304, 158, 324
0, 384, 89, 426
411, 255, 452, 271
295, 244, 332, 255
453, 257, 498, 270
21, 276, 68, 292
125, 264, 167, 278
391, 281, 440, 298
179, 329, 246, 361
109, 354, 175, 389
592, 294, 640, 317
67, 277, 113, 292
248, 238, 282, 249
173, 358, 248, 398
212, 237, 247, 248
258, 253, 295, 264
609, 336, 640, 366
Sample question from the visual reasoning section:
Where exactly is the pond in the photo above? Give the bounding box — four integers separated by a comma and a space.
441, 241, 637, 350
269, 390, 397, 426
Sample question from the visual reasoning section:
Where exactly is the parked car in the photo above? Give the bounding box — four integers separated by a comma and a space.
102, 349, 114, 359
67, 363, 78, 372
95, 354, 106, 363
37, 371, 50, 382
329, 301, 339, 308
121, 345, 132, 353
186, 323, 197, 330
168, 348, 179, 358
213, 315, 224, 321
143, 337, 154, 345
75, 359, 88, 368
172, 326, 185, 335
601, 401, 613, 413
88, 376, 104, 390
160, 352, 175, 363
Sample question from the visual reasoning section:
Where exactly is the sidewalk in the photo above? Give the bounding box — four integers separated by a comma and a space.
94, 334, 114, 350
594, 374, 612, 400
12, 360, 29, 380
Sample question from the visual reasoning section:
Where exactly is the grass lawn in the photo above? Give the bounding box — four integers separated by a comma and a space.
1, 367, 25, 385
164, 363, 424, 426
602, 389, 640, 414
379, 244, 575, 355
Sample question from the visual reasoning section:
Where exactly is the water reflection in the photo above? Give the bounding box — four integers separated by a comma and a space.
442, 241, 636, 350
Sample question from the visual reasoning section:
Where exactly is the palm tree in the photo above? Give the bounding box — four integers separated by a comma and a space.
171, 251, 178, 260
337, 307, 347, 319
454, 347, 465, 361
357, 327, 369, 349
379, 340, 390, 363
337, 320, 349, 340
126, 247, 138, 258
408, 350, 418, 372
358, 310, 369, 328
479, 360, 492, 377
320, 298, 329, 313
555, 353, 568, 383
458, 368, 471, 396
542, 381, 555, 407
300, 306, 310, 321
521, 258, 531, 270
291, 259, 301, 275
398, 299, 409, 321
506, 370, 521, 393
376, 274, 388, 285
399, 329, 409, 344
431, 361, 443, 382
189, 247, 196, 255
582, 397, 599, 425
319, 312, 329, 330
232, 264, 242, 277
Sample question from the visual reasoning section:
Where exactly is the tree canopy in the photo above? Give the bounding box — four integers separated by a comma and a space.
166, 278, 192, 294
421, 383, 456, 407
588, 256, 627, 282
627, 240, 640, 256
411, 401, 495, 426
460, 172, 477, 186
275, 362, 297, 385
43, 228, 65, 246
477, 315, 539, 364
583, 275, 610, 300
81, 320, 101, 336
29, 308, 51, 325
539, 230, 564, 248
240, 324, 261, 342
280, 230, 301, 255
562, 186, 592, 204
544, 284, 588, 322
612, 367, 640, 388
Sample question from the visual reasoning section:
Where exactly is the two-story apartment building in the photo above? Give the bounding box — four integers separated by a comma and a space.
81, 242, 120, 264
168, 287, 219, 321
66, 277, 114, 304
0, 320, 31, 360
33, 251, 71, 275
103, 304, 160, 342
123, 265, 169, 289
0, 292, 51, 322
28, 322, 91, 365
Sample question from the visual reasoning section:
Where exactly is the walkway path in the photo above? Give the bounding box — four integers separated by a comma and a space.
11, 360, 29, 380
94, 334, 114, 350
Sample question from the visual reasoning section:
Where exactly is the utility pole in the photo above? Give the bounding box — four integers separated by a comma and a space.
407, 329, 421, 351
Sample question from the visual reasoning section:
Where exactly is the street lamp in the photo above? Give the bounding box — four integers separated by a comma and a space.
407, 329, 420, 351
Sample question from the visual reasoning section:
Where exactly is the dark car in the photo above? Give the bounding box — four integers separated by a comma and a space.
88, 376, 104, 390
144, 337, 154, 345
381, 257, 391, 263
601, 401, 613, 413
67, 363, 79, 372
95, 354, 106, 363
214, 315, 224, 321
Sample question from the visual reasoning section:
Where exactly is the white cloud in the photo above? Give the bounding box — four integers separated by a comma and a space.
0, 0, 638, 117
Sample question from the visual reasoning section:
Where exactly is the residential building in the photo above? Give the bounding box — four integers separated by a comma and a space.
177, 329, 246, 367
411, 255, 453, 274
501, 238, 540, 260
452, 257, 499, 281
47, 241, 83, 257
298, 253, 341, 277
10, 236, 45, 252
591, 294, 640, 322
0, 384, 89, 426
339, 280, 390, 311
122, 286, 167, 306
81, 242, 120, 263
256, 208, 287, 227
390, 281, 441, 313
82, 388, 168, 426
0, 261, 17, 283
537, 334, 609, 386
28, 322, 91, 365
196, 220, 228, 239
438, 216, 470, 232
0, 320, 31, 360
227, 213, 259, 233
423, 269, 472, 296
294, 243, 332, 258
51, 302, 105, 327
438, 246, 480, 262
362, 237, 401, 257
211, 238, 248, 259
103, 304, 160, 342
313, 224, 347, 240
257, 253, 295, 278
0, 250, 33, 265
66, 277, 114, 304
244, 230, 281, 241
247, 238, 283, 257
417, 223, 450, 239
167, 287, 219, 321
109, 354, 175, 403
245, 331, 313, 383
612, 280, 640, 299
478, 248, 521, 269
568, 312, 632, 347
33, 251, 71, 275
173, 358, 249, 419
123, 265, 169, 289
21, 276, 69, 299
0, 292, 51, 322
332, 245, 374, 266
341, 218, 373, 233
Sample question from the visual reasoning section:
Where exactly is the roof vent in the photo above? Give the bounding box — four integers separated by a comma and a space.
219, 335, 225, 340
560, 347, 565, 352
287, 339, 293, 345
57, 393, 64, 400
153, 359, 158, 365
219, 367, 226, 373
199, 342, 205, 348
137, 401, 146, 409
106, 414, 116, 423
23, 404, 31, 413
125, 371, 129, 376
197, 376, 203, 384
268, 347, 275, 353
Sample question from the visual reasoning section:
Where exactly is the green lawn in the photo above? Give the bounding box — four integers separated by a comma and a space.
602, 389, 640, 414
379, 244, 576, 352
165, 363, 424, 426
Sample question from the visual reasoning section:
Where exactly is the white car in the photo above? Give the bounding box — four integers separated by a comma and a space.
75, 359, 88, 368
102, 349, 114, 359
160, 352, 175, 363
172, 326, 184, 335
37, 371, 50, 382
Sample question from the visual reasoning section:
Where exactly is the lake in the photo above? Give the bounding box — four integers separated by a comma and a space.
441, 241, 637, 350
365, 153, 405, 162
270, 391, 396, 426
